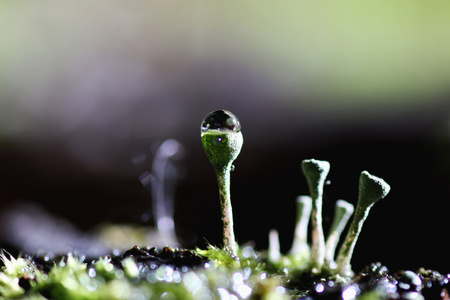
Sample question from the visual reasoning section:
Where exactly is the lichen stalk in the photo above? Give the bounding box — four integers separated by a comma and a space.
201, 110, 243, 256
216, 166, 238, 255
335, 202, 372, 277
335, 171, 390, 277
289, 195, 312, 257
268, 229, 281, 262
301, 159, 330, 272
324, 200, 354, 269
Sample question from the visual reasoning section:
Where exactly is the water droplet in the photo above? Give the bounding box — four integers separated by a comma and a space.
315, 283, 325, 293
232, 272, 244, 284
243, 267, 252, 280
342, 285, 360, 300
242, 246, 254, 258
201, 110, 241, 133
146, 273, 157, 284
88, 268, 97, 278
217, 288, 230, 300
181, 266, 189, 273
173, 270, 182, 283
236, 284, 252, 298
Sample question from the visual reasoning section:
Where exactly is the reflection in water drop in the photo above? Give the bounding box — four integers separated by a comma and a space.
201, 110, 241, 133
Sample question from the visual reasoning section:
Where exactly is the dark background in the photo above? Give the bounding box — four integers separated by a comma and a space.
1, 2, 450, 274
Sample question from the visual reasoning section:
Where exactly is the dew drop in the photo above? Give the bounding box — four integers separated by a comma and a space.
201, 110, 241, 133
342, 284, 360, 300
315, 283, 325, 293
88, 267, 97, 278
242, 246, 254, 258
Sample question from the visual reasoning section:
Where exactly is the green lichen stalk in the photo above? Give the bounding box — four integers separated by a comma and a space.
335, 171, 391, 277
301, 159, 330, 273
201, 110, 243, 255
324, 199, 354, 269
214, 163, 237, 255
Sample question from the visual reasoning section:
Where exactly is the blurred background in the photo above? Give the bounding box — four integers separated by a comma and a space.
1, 1, 450, 273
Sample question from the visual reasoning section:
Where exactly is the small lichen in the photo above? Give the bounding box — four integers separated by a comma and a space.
324, 200, 354, 270
201, 110, 243, 256
301, 159, 330, 273
335, 171, 391, 277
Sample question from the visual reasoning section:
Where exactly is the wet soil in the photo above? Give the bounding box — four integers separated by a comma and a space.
291, 262, 450, 300
26, 245, 207, 274
19, 248, 450, 299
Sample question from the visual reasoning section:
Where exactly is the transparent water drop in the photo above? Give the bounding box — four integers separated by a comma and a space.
201, 110, 241, 133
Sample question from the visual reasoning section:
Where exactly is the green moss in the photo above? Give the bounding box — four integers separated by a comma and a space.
0, 248, 293, 300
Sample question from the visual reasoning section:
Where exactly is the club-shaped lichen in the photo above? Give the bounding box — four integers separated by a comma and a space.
201, 110, 243, 255
301, 159, 330, 272
289, 195, 312, 258
284, 160, 390, 279
335, 171, 391, 277
324, 199, 354, 269
268, 229, 281, 263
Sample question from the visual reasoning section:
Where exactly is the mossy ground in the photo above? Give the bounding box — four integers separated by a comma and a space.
0, 246, 290, 299
0, 246, 448, 299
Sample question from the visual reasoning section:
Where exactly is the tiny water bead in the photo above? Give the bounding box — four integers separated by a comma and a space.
200, 110, 244, 171
201, 110, 241, 133
201, 110, 243, 256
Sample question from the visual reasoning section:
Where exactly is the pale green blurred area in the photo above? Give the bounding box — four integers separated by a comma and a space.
1, 1, 450, 139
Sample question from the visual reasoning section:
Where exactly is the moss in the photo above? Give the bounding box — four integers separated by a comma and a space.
0, 247, 291, 299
